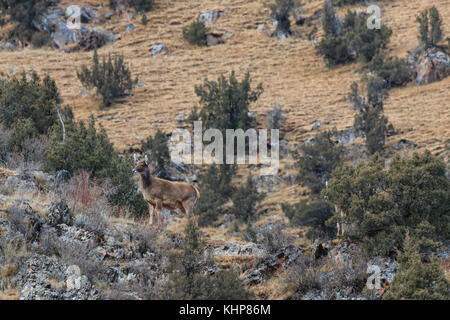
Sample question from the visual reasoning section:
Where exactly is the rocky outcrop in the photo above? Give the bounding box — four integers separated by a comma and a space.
413, 48, 450, 85
243, 245, 303, 286
150, 43, 168, 56
13, 254, 99, 300
199, 11, 223, 25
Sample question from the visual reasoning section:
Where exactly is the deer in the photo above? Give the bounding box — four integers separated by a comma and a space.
133, 155, 200, 227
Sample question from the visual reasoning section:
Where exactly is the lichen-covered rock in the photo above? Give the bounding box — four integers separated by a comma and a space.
47, 201, 72, 226
13, 254, 98, 300
414, 48, 450, 85
198, 11, 223, 25
150, 43, 168, 56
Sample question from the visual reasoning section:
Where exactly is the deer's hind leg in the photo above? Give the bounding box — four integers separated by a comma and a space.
182, 197, 198, 225
155, 200, 164, 228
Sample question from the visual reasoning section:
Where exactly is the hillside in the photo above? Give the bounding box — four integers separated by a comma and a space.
0, 0, 449, 301
0, 0, 448, 154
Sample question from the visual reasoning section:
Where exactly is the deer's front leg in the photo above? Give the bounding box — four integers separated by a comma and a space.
148, 204, 155, 225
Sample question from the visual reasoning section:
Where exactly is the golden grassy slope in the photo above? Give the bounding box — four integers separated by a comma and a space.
0, 0, 448, 154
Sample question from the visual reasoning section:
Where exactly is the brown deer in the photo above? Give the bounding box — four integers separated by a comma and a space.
134, 157, 200, 227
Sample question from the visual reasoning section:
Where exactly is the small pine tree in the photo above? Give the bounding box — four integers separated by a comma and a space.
368, 54, 412, 89
384, 234, 449, 300
44, 116, 147, 217
141, 129, 171, 179
194, 71, 263, 132
282, 199, 336, 240
183, 21, 208, 46
416, 6, 443, 48
230, 174, 265, 221
0, 72, 61, 152
265, 0, 301, 37
5, 118, 37, 152
429, 6, 443, 48
195, 164, 236, 226
130, 0, 154, 13
322, 0, 341, 38
163, 217, 252, 299
350, 77, 390, 155
77, 50, 138, 108
296, 130, 342, 194
141, 14, 148, 26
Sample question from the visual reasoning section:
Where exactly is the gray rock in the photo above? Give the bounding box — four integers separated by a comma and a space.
312, 120, 323, 130
206, 33, 224, 46
414, 48, 450, 85
52, 22, 80, 48
47, 201, 72, 227
335, 127, 356, 144
126, 24, 135, 32
14, 254, 98, 300
150, 43, 168, 56
5, 42, 18, 51
198, 11, 223, 25
5, 175, 20, 188
392, 139, 418, 151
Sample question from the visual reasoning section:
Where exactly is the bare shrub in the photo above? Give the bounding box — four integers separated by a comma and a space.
0, 236, 27, 292
285, 253, 321, 297
8, 136, 48, 172
258, 223, 293, 254
58, 240, 108, 285
53, 171, 116, 237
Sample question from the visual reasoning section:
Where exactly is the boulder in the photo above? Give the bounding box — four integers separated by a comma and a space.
65, 5, 97, 24
414, 48, 450, 85
74, 28, 110, 51
13, 254, 99, 300
47, 201, 72, 226
150, 43, 168, 56
198, 11, 223, 25
51, 22, 80, 48
7, 203, 44, 243
206, 33, 224, 46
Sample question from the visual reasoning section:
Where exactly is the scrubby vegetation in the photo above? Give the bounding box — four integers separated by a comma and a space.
230, 174, 265, 222
191, 71, 263, 132
282, 199, 336, 240
416, 6, 443, 49
141, 129, 171, 179
44, 116, 147, 217
317, 1, 392, 66
265, 0, 302, 38
350, 76, 391, 155
368, 54, 412, 89
296, 130, 342, 194
77, 50, 138, 108
383, 234, 449, 300
0, 0, 54, 44
183, 21, 208, 46
163, 218, 253, 299
323, 151, 449, 257
0, 0, 448, 302
109, 0, 154, 13
195, 164, 236, 227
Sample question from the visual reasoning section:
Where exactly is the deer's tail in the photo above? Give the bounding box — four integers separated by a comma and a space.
192, 185, 200, 200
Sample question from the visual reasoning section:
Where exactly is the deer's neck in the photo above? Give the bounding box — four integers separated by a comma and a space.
140, 168, 152, 188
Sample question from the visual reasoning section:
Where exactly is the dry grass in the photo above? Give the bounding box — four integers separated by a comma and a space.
0, 289, 20, 300
0, 0, 448, 299
0, 0, 447, 152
